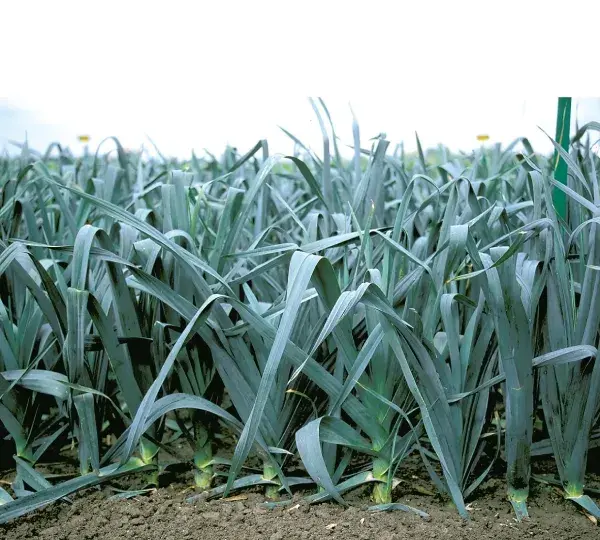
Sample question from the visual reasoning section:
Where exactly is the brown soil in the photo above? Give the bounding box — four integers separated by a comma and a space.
2, 472, 599, 540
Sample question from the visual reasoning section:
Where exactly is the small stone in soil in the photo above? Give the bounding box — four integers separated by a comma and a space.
201, 511, 220, 520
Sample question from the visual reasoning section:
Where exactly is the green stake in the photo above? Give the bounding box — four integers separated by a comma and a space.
553, 97, 572, 221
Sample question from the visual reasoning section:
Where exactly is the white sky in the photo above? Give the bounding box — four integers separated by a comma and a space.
2, 1, 599, 158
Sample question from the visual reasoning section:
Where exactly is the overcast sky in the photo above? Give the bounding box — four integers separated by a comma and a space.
2, 1, 599, 159
4, 97, 599, 159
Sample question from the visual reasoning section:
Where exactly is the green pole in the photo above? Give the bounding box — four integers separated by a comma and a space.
553, 97, 572, 221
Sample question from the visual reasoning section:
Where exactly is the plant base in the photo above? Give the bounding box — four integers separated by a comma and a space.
194, 467, 213, 490
372, 481, 392, 505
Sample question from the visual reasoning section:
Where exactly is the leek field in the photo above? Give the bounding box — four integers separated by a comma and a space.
1, 102, 600, 534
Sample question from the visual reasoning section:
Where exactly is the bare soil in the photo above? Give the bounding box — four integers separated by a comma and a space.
2, 468, 599, 540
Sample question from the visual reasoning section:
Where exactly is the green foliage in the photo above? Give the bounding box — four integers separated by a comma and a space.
1, 104, 600, 525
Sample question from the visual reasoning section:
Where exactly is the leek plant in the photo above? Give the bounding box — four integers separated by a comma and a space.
1, 104, 600, 527
530, 125, 600, 517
